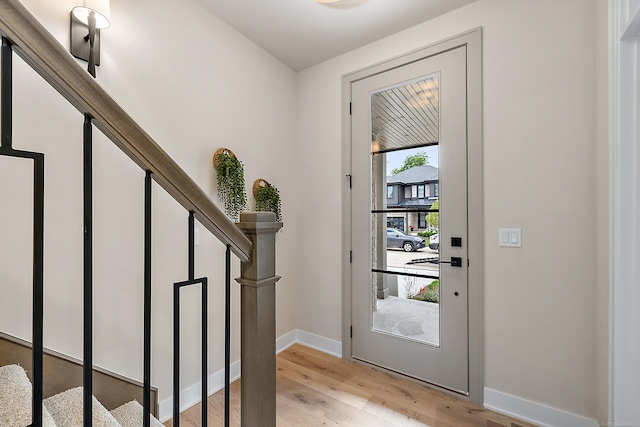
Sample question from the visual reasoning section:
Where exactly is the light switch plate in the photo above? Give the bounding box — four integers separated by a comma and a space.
499, 228, 521, 247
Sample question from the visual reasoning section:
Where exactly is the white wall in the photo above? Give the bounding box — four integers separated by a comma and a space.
610, 1, 640, 425
296, 0, 605, 420
0, 0, 611, 422
595, 0, 609, 424
0, 0, 298, 405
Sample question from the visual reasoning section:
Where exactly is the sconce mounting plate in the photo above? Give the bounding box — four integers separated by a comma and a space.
70, 12, 101, 66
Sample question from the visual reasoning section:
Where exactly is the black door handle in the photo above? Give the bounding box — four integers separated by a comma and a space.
439, 257, 462, 267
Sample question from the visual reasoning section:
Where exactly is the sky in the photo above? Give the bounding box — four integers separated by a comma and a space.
385, 145, 439, 173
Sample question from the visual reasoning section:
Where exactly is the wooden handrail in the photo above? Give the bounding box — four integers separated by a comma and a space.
0, 0, 252, 262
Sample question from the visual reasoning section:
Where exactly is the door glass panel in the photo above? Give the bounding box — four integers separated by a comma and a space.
370, 74, 441, 346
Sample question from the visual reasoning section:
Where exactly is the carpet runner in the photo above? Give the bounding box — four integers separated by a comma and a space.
0, 364, 162, 427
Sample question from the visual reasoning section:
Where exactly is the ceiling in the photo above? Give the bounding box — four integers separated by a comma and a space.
372, 75, 439, 154
193, 0, 477, 71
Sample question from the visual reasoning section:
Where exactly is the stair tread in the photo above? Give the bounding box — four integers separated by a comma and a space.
1, 364, 161, 427
0, 364, 57, 427
44, 387, 121, 427
110, 401, 163, 427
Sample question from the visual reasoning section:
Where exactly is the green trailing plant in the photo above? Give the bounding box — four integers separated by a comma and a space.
253, 179, 282, 224
213, 148, 247, 222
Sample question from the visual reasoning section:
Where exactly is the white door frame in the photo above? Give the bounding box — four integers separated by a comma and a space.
609, 1, 640, 424
341, 28, 483, 404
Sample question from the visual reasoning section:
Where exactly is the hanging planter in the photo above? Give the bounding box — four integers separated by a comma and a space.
253, 179, 282, 224
212, 148, 247, 222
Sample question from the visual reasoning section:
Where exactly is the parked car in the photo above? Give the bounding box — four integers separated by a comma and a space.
429, 234, 439, 250
386, 228, 425, 252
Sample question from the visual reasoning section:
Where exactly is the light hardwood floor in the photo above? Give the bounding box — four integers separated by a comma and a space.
166, 344, 537, 427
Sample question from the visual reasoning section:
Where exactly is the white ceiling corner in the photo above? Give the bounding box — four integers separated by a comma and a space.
193, 0, 478, 71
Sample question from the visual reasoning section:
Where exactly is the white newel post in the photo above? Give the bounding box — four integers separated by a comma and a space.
236, 212, 282, 427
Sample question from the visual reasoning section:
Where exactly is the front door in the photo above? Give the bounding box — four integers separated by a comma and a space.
350, 46, 469, 394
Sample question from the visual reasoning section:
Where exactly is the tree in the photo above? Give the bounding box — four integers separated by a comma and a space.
391, 152, 428, 175
426, 199, 439, 229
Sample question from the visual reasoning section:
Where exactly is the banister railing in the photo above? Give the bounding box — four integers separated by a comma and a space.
0, 1, 281, 427
0, 0, 252, 262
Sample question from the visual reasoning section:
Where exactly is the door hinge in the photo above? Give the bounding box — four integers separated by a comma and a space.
350, 325, 353, 338
468, 259, 470, 267
349, 102, 352, 115
346, 174, 352, 188
349, 250, 353, 263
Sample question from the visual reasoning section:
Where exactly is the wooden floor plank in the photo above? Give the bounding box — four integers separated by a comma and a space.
277, 374, 392, 426
166, 344, 537, 427
277, 393, 343, 427
361, 399, 435, 427
277, 357, 372, 409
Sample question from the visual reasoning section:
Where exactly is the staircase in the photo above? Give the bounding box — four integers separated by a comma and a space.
0, 0, 281, 426
0, 364, 163, 427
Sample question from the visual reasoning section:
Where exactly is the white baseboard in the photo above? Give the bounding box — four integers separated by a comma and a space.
158, 329, 341, 422
158, 360, 241, 422
484, 388, 598, 427
277, 328, 343, 357
276, 329, 299, 354
295, 329, 342, 358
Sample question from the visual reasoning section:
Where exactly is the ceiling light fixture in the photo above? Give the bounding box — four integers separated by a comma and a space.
70, 0, 110, 77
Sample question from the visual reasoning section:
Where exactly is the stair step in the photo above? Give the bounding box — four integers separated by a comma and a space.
44, 387, 121, 427
110, 401, 163, 427
1, 364, 162, 427
0, 364, 56, 427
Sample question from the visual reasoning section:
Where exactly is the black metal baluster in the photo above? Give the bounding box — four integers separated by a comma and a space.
173, 278, 180, 427
3, 37, 45, 427
82, 114, 93, 427
174, 212, 208, 426
173, 276, 209, 427
32, 152, 45, 427
201, 275, 208, 427
1, 38, 12, 152
188, 212, 195, 282
191, 215, 208, 427
224, 245, 231, 427
143, 171, 152, 427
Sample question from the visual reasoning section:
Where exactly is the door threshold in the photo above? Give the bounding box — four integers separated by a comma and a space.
351, 355, 470, 398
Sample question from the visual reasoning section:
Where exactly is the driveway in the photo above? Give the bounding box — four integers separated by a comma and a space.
382, 248, 439, 299
386, 247, 439, 272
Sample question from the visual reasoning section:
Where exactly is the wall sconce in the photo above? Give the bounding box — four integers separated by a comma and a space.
70, 0, 110, 78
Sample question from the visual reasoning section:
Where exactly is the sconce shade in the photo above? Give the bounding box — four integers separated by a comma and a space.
72, 0, 110, 29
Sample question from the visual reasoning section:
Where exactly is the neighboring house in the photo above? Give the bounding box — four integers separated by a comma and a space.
386, 165, 438, 232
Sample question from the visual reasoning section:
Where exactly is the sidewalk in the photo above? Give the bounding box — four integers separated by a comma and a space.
374, 296, 439, 346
